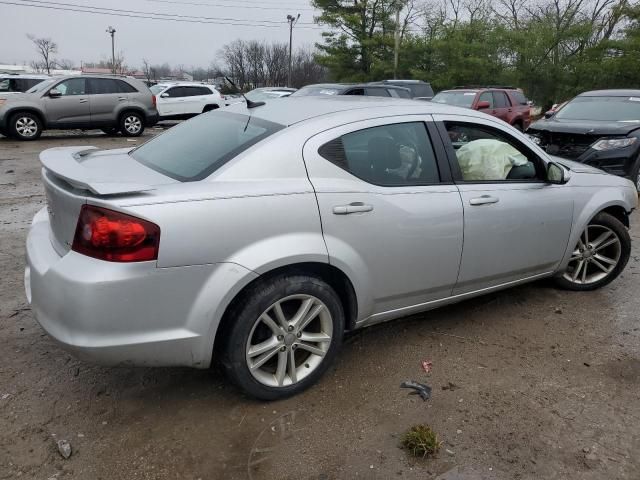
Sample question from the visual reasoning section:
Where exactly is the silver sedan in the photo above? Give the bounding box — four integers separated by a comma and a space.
25, 97, 638, 399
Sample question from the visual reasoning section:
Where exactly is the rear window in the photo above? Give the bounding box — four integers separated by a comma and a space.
131, 111, 284, 181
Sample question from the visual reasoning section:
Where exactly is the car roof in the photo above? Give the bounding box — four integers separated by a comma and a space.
155, 82, 215, 87
224, 95, 484, 126
379, 79, 430, 84
579, 89, 640, 97
300, 83, 410, 91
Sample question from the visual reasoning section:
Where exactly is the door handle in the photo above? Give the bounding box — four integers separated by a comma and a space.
79, 99, 88, 103
333, 202, 374, 215
469, 195, 499, 206
118, 97, 127, 101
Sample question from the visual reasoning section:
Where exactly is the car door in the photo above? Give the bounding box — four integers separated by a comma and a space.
492, 91, 511, 123
87, 78, 127, 125
303, 116, 464, 324
157, 86, 185, 116
433, 114, 573, 295
181, 86, 207, 115
43, 78, 90, 127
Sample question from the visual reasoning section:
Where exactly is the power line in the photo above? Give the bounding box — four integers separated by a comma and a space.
13, 0, 318, 25
0, 0, 325, 29
142, 0, 316, 12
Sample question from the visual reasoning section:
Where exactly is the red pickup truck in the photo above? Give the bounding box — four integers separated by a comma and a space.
431, 86, 531, 131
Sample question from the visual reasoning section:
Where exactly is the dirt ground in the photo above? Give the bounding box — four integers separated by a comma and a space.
1, 129, 639, 480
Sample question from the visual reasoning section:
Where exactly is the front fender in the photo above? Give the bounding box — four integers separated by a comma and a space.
557, 185, 637, 273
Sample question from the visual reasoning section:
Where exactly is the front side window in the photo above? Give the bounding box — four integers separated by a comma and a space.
54, 78, 86, 96
365, 88, 390, 97
131, 111, 284, 181
493, 91, 510, 108
318, 122, 440, 186
346, 88, 365, 96
478, 92, 494, 108
444, 122, 541, 182
165, 87, 185, 98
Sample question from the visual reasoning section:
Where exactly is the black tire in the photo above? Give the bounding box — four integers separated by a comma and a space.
0, 127, 8, 138
220, 274, 345, 400
9, 112, 42, 141
512, 122, 523, 132
119, 112, 145, 137
631, 158, 640, 193
554, 212, 631, 291
101, 127, 119, 136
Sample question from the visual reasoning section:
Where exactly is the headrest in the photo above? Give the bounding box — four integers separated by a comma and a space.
368, 137, 402, 170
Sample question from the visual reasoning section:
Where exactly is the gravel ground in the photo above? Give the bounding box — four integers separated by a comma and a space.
0, 129, 639, 480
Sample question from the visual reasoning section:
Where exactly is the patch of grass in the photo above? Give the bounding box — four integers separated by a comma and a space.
401, 424, 441, 458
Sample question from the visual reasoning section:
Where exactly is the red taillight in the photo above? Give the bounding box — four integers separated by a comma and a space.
152, 95, 157, 107
72, 205, 160, 262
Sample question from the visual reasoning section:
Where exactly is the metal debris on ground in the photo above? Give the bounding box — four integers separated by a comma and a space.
56, 439, 72, 459
400, 381, 432, 401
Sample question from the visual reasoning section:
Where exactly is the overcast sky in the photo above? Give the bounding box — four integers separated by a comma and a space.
0, 0, 324, 69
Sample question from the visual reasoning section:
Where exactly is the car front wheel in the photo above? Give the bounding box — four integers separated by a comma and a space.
555, 212, 630, 291
9, 112, 42, 140
221, 274, 344, 400
120, 112, 145, 137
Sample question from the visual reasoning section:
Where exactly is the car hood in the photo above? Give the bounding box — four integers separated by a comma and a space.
529, 118, 640, 136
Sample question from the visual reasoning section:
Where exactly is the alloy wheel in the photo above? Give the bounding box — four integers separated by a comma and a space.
563, 224, 622, 285
15, 116, 38, 137
245, 294, 333, 388
124, 115, 142, 134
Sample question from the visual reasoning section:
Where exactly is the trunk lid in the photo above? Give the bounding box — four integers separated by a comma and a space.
41, 146, 176, 255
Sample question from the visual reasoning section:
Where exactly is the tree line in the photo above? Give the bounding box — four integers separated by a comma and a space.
313, 0, 640, 107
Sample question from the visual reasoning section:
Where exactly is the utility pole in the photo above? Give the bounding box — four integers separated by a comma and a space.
286, 14, 300, 87
106, 26, 116, 73
393, 3, 401, 79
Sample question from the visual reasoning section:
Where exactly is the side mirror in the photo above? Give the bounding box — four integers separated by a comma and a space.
160, 93, 169, 98
544, 111, 554, 119
49, 88, 61, 98
547, 162, 568, 184
476, 100, 490, 110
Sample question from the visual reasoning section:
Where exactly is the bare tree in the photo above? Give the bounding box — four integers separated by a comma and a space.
142, 58, 152, 82
55, 58, 75, 70
27, 34, 58, 74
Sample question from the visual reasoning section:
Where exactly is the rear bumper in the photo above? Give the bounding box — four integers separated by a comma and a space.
25, 207, 256, 368
145, 111, 159, 127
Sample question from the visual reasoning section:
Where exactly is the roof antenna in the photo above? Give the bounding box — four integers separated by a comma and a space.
224, 76, 264, 109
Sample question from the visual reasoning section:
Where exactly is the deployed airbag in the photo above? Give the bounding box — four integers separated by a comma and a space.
456, 139, 528, 181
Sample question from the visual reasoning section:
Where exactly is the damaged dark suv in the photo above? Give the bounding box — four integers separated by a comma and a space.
527, 90, 640, 190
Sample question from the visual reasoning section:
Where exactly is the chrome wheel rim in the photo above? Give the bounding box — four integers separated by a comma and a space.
246, 294, 333, 388
15, 117, 38, 137
563, 224, 622, 285
124, 115, 142, 134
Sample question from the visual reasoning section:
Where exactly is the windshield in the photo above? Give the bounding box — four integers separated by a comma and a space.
149, 85, 166, 95
291, 86, 343, 97
26, 78, 55, 94
131, 111, 285, 181
555, 96, 640, 122
431, 91, 476, 108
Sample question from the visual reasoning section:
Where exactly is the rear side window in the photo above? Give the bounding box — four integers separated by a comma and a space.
511, 91, 528, 105
131, 111, 284, 181
89, 78, 120, 94
318, 122, 440, 186
493, 91, 510, 108
117, 80, 138, 93
365, 88, 390, 97
394, 89, 412, 99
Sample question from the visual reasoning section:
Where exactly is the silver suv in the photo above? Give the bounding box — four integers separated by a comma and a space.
0, 75, 159, 140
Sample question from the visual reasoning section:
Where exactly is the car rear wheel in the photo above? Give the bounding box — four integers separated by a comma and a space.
555, 213, 630, 291
221, 274, 344, 400
120, 112, 145, 137
9, 112, 42, 140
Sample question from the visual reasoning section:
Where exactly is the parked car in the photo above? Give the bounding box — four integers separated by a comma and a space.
432, 86, 531, 130
25, 97, 637, 399
149, 82, 223, 120
0, 74, 50, 96
290, 83, 412, 98
0, 75, 158, 140
527, 90, 640, 191
369, 79, 434, 100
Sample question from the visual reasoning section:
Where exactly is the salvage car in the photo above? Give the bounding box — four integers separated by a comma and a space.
291, 83, 412, 98
25, 97, 637, 399
527, 89, 640, 190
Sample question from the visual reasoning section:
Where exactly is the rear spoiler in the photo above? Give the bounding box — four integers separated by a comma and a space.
40, 146, 154, 195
